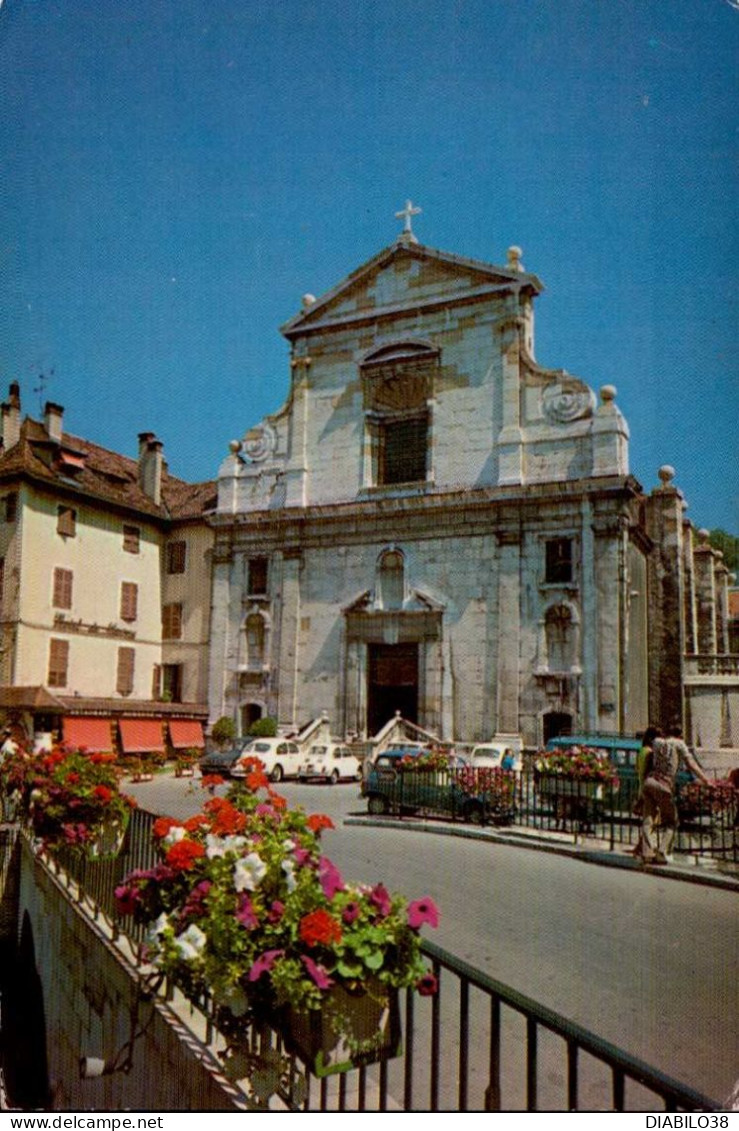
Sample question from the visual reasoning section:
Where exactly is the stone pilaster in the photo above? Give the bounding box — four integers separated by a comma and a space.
284, 354, 311, 507
495, 531, 521, 737
496, 320, 524, 486
693, 530, 718, 656
644, 467, 686, 731
579, 497, 597, 730
206, 546, 234, 726
275, 551, 302, 728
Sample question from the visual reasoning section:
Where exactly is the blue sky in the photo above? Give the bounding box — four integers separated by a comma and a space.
1, 0, 736, 531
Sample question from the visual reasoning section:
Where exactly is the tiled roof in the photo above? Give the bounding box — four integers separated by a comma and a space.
0, 417, 216, 524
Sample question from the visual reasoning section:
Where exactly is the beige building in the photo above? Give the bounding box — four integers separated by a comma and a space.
208, 223, 738, 750
0, 384, 215, 754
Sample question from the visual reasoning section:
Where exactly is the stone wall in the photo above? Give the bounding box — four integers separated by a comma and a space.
7, 838, 245, 1112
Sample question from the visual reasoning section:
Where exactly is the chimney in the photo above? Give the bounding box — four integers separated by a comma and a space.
1, 382, 21, 451
137, 432, 163, 505
44, 401, 64, 444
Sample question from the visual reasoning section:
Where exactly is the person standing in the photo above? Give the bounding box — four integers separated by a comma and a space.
632, 725, 660, 859
638, 725, 712, 864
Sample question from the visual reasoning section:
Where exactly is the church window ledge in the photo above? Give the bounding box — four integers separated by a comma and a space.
358, 481, 434, 500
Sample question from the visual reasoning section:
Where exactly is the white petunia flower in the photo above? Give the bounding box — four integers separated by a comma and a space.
174, 923, 207, 961
233, 852, 267, 892
163, 825, 186, 847
207, 833, 248, 858
282, 859, 297, 893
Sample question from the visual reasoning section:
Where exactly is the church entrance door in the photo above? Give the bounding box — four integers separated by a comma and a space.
543, 711, 573, 744
367, 643, 419, 736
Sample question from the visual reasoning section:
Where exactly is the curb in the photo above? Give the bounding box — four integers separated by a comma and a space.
344, 815, 739, 894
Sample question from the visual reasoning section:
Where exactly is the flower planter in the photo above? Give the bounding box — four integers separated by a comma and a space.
281, 980, 401, 1077
536, 775, 604, 800
174, 766, 195, 778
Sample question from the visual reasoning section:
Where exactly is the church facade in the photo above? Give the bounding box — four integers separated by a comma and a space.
208, 222, 736, 749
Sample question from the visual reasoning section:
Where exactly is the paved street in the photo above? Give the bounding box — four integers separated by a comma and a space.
127, 773, 739, 1108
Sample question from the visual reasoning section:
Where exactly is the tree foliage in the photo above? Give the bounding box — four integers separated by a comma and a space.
708, 529, 739, 574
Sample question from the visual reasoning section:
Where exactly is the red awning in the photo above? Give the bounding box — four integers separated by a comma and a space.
63, 716, 113, 752
119, 718, 164, 754
168, 719, 205, 750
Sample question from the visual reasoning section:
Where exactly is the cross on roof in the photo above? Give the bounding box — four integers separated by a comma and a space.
395, 199, 422, 241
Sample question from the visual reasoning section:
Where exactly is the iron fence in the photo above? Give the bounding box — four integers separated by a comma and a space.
364, 765, 739, 862
44, 804, 726, 1112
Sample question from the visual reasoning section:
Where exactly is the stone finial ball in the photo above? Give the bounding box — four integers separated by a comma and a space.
507, 246, 523, 265
600, 384, 617, 402
229, 440, 242, 454
697, 527, 710, 543
302, 293, 316, 309
658, 465, 676, 485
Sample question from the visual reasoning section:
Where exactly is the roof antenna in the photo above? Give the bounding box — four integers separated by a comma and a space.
33, 367, 55, 414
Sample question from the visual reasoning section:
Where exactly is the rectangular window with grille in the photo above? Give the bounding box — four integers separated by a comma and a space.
123, 525, 140, 554
53, 567, 73, 610
120, 581, 138, 622
57, 505, 76, 537
162, 602, 183, 640
116, 647, 135, 696
545, 538, 574, 584
4, 494, 17, 523
247, 557, 268, 595
48, 638, 69, 687
166, 540, 187, 574
380, 415, 428, 485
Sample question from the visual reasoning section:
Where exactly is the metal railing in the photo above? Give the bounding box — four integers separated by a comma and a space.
43, 806, 725, 1112
363, 766, 739, 862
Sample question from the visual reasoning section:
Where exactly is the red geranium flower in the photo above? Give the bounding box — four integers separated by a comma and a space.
93, 785, 113, 803
299, 909, 343, 948
306, 813, 335, 833
166, 839, 206, 871
153, 816, 182, 839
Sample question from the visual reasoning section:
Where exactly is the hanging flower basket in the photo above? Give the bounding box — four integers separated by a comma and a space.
0, 746, 135, 858
281, 977, 401, 1077
115, 759, 440, 1078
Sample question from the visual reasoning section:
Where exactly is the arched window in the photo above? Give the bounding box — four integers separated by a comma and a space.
245, 611, 267, 670
361, 341, 438, 487
545, 603, 577, 672
377, 549, 405, 610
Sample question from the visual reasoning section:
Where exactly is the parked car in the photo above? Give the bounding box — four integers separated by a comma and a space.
361, 751, 515, 825
231, 738, 303, 782
469, 744, 522, 771
297, 743, 363, 784
199, 740, 252, 776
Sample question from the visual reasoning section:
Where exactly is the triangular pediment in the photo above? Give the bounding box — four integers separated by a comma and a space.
281, 241, 542, 338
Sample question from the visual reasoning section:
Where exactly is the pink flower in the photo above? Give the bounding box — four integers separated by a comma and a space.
114, 884, 137, 916
370, 883, 391, 917
407, 897, 440, 930
417, 972, 438, 996
294, 846, 313, 867
248, 949, 285, 981
267, 900, 285, 924
319, 856, 345, 899
301, 955, 334, 990
235, 894, 259, 929
342, 900, 361, 925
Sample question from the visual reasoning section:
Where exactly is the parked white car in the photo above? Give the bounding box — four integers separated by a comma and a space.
298, 743, 363, 784
469, 744, 522, 771
231, 738, 303, 783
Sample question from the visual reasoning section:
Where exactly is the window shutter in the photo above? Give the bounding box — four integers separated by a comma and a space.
162, 603, 183, 640
57, 506, 76, 537
53, 568, 73, 610
48, 639, 69, 687
120, 581, 138, 622
123, 525, 140, 553
116, 647, 135, 696
167, 541, 187, 574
